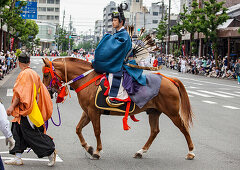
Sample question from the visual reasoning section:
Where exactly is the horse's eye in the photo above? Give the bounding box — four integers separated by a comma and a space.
44, 74, 49, 78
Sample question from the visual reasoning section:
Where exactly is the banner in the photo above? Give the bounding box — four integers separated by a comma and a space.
182, 44, 186, 56
10, 38, 14, 51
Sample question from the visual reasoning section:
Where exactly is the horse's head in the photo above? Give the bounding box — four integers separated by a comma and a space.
42, 58, 61, 99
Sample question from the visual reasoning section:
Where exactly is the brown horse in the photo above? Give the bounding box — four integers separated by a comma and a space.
42, 57, 195, 160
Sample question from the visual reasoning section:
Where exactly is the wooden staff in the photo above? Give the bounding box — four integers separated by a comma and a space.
126, 63, 163, 71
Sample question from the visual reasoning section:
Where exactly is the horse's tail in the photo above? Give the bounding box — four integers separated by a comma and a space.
172, 77, 194, 129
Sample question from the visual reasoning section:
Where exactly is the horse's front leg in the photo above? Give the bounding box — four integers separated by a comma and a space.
76, 112, 94, 156
89, 111, 102, 159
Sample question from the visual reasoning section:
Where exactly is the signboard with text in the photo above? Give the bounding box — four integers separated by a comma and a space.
15, 1, 37, 19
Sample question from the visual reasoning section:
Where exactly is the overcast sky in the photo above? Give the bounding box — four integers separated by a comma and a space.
60, 0, 180, 34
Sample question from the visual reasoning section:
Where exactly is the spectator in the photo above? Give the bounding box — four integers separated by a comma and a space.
235, 58, 240, 85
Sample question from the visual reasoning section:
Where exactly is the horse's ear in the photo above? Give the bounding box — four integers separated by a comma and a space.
42, 58, 50, 67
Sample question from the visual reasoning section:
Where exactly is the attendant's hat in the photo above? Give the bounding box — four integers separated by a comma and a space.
18, 53, 30, 63
112, 3, 128, 23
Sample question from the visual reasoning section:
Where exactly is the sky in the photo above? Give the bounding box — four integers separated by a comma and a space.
60, 0, 180, 34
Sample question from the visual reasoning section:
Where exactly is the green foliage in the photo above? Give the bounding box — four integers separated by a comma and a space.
0, 0, 9, 8
238, 28, 240, 34
77, 41, 92, 51
174, 49, 182, 57
55, 27, 74, 51
60, 52, 68, 56
156, 15, 168, 41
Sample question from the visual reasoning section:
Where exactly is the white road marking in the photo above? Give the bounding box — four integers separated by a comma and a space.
215, 91, 240, 97
163, 73, 240, 89
192, 82, 203, 86
218, 88, 230, 90
0, 136, 5, 140
235, 91, 240, 94
197, 90, 233, 98
32, 66, 37, 69
202, 100, 217, 104
171, 72, 178, 75
6, 89, 13, 96
187, 90, 213, 97
1, 155, 63, 162
188, 95, 194, 97
223, 106, 240, 110
187, 86, 198, 89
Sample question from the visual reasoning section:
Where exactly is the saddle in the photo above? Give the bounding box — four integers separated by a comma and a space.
95, 78, 135, 115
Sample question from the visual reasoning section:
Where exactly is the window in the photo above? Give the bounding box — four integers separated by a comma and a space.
47, 0, 54, 4
47, 7, 54, 12
55, 16, 59, 20
47, 15, 54, 20
39, 0, 46, 3
136, 0, 139, 2
153, 20, 158, 24
38, 7, 46, 11
153, 12, 158, 16
38, 15, 47, 20
56, 0, 60, 4
55, 8, 59, 12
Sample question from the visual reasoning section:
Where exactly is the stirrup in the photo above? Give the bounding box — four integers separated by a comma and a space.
106, 97, 124, 107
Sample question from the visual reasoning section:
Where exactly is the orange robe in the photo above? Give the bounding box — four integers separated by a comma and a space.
11, 68, 53, 124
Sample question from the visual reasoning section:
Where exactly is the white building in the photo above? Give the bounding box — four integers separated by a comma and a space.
103, 1, 117, 34
94, 20, 103, 42
135, 3, 168, 34
36, 0, 60, 50
180, 0, 192, 13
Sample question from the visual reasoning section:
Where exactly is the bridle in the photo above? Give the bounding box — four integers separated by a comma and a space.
43, 59, 103, 103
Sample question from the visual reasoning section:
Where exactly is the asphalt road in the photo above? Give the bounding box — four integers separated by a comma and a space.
0, 56, 240, 170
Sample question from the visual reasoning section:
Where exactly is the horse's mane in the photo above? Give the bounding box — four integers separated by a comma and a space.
53, 57, 93, 69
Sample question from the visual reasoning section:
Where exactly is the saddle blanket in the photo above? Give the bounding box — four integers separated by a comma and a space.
128, 73, 162, 108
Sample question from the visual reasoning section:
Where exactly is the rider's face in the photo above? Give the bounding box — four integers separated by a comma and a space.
112, 18, 122, 29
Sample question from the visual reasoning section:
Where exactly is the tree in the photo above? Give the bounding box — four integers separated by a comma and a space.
182, 0, 200, 56
55, 27, 74, 52
198, 0, 229, 66
156, 15, 168, 53
0, 0, 27, 51
0, 0, 9, 8
238, 28, 240, 34
171, 5, 187, 56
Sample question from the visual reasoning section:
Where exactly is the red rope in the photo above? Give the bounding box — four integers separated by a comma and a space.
75, 74, 104, 93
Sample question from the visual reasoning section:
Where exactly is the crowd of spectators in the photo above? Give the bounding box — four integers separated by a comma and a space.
0, 51, 17, 80
155, 54, 240, 81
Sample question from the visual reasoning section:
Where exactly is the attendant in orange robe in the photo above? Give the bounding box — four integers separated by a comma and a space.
4, 53, 56, 167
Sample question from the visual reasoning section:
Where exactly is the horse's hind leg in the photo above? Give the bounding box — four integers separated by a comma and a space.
76, 112, 94, 156
169, 114, 195, 160
134, 109, 161, 158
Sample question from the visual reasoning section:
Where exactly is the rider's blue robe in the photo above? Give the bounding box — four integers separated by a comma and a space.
93, 29, 146, 85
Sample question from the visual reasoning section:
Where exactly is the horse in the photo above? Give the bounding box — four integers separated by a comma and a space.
42, 57, 195, 160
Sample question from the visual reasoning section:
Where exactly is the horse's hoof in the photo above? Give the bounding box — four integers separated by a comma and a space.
185, 152, 195, 160
133, 153, 142, 159
87, 146, 94, 156
91, 153, 100, 160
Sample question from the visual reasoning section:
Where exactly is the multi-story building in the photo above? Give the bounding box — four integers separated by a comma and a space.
129, 0, 144, 25
103, 1, 117, 34
36, 0, 60, 50
180, 0, 192, 13
199, 0, 240, 8
135, 3, 169, 34
94, 20, 103, 42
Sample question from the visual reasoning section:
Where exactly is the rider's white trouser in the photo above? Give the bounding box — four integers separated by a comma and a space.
0, 103, 12, 138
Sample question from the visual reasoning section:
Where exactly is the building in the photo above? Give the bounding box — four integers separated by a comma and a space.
180, 0, 192, 13
135, 3, 169, 34
103, 1, 117, 34
129, 0, 144, 25
36, 0, 60, 50
199, 0, 240, 8
94, 20, 103, 42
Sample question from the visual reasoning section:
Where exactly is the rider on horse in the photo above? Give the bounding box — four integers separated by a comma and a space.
92, 4, 146, 107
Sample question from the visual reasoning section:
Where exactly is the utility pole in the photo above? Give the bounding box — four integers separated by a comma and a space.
62, 10, 65, 29
166, 0, 171, 55
161, 0, 164, 21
